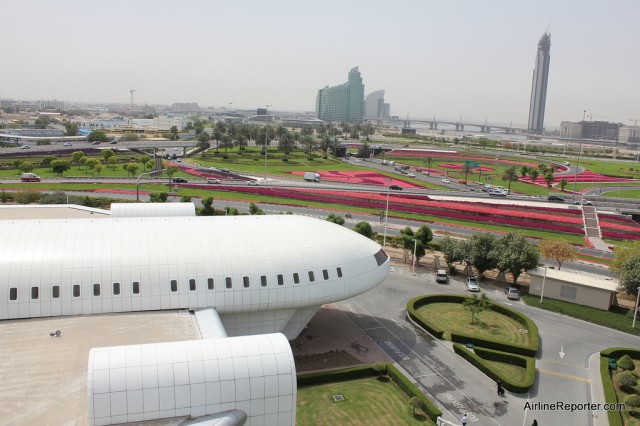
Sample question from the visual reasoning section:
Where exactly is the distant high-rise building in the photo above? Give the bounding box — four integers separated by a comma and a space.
528, 32, 551, 134
38, 99, 65, 110
365, 90, 386, 118
315, 67, 365, 123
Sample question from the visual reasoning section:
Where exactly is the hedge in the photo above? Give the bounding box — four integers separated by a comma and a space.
296, 363, 442, 422
407, 294, 539, 356
600, 357, 623, 426
600, 348, 640, 360
453, 344, 535, 393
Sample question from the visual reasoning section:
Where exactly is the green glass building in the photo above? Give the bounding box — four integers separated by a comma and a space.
315, 67, 365, 123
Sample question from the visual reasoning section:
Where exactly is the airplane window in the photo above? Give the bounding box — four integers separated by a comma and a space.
243, 276, 250, 288
73, 285, 80, 297
374, 249, 389, 266
113, 283, 120, 295
293, 273, 299, 284
208, 278, 214, 290
171, 280, 177, 292
226, 277, 232, 289
261, 275, 267, 287
323, 269, 329, 280
132, 282, 140, 294
189, 279, 196, 291
337, 267, 343, 278
52, 286, 60, 299
277, 274, 284, 286
31, 287, 39, 300
93, 284, 100, 296
9, 288, 17, 301
308, 271, 315, 282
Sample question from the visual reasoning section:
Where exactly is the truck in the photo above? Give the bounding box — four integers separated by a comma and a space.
20, 173, 41, 182
304, 172, 320, 182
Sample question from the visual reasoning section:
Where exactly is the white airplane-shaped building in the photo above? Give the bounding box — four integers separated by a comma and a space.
0, 204, 390, 425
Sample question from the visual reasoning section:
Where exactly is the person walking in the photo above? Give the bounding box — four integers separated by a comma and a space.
531, 420, 538, 426
496, 380, 502, 395
460, 413, 469, 425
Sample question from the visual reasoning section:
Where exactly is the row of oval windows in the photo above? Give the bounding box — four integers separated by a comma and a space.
7, 267, 344, 301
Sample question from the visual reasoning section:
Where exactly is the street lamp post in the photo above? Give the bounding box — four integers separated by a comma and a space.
382, 179, 391, 248
264, 104, 271, 180
633, 290, 640, 328
411, 239, 418, 275
571, 141, 583, 204
539, 266, 548, 304
136, 169, 165, 202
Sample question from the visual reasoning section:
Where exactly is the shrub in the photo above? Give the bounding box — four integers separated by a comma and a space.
600, 357, 623, 426
618, 354, 636, 371
387, 364, 442, 422
616, 371, 637, 391
625, 394, 640, 415
297, 365, 376, 387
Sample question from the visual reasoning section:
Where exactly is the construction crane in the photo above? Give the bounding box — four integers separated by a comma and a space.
129, 88, 136, 112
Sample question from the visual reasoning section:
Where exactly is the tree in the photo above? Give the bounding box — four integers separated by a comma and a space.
469, 233, 498, 277
249, 202, 264, 215
18, 162, 34, 173
520, 166, 529, 180
463, 293, 492, 324
123, 162, 140, 177
529, 168, 539, 183
624, 394, 640, 415
616, 371, 637, 392
538, 163, 548, 175
145, 160, 154, 172
41, 155, 58, 171
423, 156, 433, 175
617, 354, 636, 371
85, 158, 100, 172
50, 160, 71, 176
440, 236, 464, 272
101, 149, 115, 163
357, 142, 371, 160
149, 192, 168, 203
354, 221, 373, 238
64, 122, 79, 136
220, 135, 234, 153
560, 178, 569, 191
201, 197, 214, 215
164, 166, 179, 180
501, 166, 519, 193
122, 132, 141, 141
400, 227, 426, 261
461, 162, 473, 184
197, 131, 211, 152
611, 240, 640, 295
93, 163, 103, 177
409, 396, 424, 416
71, 151, 85, 168
301, 135, 315, 156
12, 159, 24, 169
88, 130, 109, 142
539, 239, 578, 270
108, 156, 117, 169
278, 132, 295, 157
180, 195, 192, 203
493, 234, 540, 285
326, 214, 345, 225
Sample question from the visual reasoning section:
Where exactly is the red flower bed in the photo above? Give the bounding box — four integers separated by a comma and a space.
439, 164, 494, 172
598, 213, 638, 225
387, 151, 538, 167
598, 220, 640, 233
601, 231, 640, 241
289, 170, 422, 188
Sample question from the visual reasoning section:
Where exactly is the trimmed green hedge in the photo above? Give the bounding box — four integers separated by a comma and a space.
600, 357, 623, 426
296, 363, 443, 422
600, 347, 640, 360
407, 294, 539, 356
297, 364, 375, 387
453, 344, 535, 393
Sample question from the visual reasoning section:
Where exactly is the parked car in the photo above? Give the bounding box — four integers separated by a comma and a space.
63, 142, 72, 146
466, 277, 480, 292
506, 287, 520, 300
172, 177, 187, 183
547, 194, 565, 202
441, 179, 451, 184
435, 269, 448, 284
389, 184, 403, 190
20, 145, 31, 149
207, 178, 221, 184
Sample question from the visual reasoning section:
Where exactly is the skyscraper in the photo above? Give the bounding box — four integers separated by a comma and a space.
365, 90, 391, 119
315, 67, 365, 123
528, 32, 551, 134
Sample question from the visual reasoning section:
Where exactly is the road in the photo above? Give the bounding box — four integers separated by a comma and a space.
338, 264, 640, 425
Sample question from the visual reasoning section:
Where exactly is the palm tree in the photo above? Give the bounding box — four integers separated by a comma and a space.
530, 168, 540, 183
543, 171, 554, 188
423, 156, 433, 175
520, 166, 530, 180
461, 162, 474, 185
501, 166, 519, 193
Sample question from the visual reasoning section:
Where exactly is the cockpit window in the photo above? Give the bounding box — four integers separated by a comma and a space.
374, 249, 389, 266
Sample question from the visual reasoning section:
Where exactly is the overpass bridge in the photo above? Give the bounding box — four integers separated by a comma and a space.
366, 116, 527, 134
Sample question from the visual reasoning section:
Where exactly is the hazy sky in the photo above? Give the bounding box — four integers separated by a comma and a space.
3, 0, 639, 128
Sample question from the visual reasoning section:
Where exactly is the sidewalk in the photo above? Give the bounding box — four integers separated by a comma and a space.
588, 352, 608, 426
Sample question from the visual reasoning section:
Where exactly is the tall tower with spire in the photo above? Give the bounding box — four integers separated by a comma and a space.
528, 32, 551, 134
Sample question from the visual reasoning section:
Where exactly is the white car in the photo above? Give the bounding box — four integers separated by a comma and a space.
441, 179, 451, 183
407, 173, 416, 178
20, 145, 31, 149
435, 269, 448, 284
466, 277, 480, 292
506, 287, 519, 300
248, 181, 258, 186
207, 178, 221, 184
63, 142, 72, 146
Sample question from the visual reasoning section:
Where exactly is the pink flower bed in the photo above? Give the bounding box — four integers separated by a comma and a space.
602, 231, 640, 241
598, 213, 638, 225
387, 151, 538, 167
598, 220, 640, 233
289, 170, 422, 188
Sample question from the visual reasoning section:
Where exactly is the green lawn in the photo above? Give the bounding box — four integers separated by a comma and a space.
297, 377, 434, 426
609, 360, 640, 425
480, 358, 528, 383
415, 303, 531, 346
522, 294, 640, 337
600, 189, 640, 198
